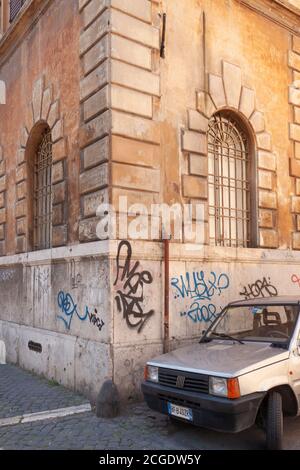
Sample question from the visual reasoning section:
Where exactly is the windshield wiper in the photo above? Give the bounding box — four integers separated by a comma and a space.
209, 332, 244, 345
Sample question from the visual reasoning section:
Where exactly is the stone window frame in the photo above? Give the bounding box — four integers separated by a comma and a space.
26, 123, 53, 251
207, 109, 256, 248
15, 76, 68, 253
181, 60, 278, 249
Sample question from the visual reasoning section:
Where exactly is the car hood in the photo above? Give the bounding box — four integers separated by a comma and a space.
148, 341, 290, 377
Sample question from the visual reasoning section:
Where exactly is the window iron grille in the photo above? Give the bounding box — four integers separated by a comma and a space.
10, 0, 26, 22
33, 129, 52, 251
208, 113, 251, 248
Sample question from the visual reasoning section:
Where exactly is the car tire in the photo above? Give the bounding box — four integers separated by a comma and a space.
266, 391, 283, 450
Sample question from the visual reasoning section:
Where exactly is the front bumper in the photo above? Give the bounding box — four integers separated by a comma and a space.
142, 381, 266, 433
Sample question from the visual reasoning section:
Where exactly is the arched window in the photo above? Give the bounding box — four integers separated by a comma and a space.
33, 128, 52, 250
208, 112, 254, 248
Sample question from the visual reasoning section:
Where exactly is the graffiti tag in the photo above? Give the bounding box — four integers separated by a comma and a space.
57, 291, 89, 330
70, 260, 82, 289
114, 240, 154, 333
36, 268, 50, 294
291, 274, 300, 288
171, 271, 230, 323
180, 302, 219, 323
239, 277, 278, 300
171, 271, 229, 300
71, 273, 82, 289
89, 309, 105, 332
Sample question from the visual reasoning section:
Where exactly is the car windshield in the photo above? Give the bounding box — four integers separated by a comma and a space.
206, 304, 299, 344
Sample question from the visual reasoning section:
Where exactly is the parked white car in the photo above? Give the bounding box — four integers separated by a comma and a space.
142, 296, 300, 449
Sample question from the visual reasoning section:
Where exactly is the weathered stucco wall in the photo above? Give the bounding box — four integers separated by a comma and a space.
0, 0, 298, 253
160, 0, 293, 249
0, 0, 81, 255
111, 241, 300, 401
2, 239, 300, 402
104, 0, 300, 406
107, 0, 300, 250
0, 0, 115, 403
0, 243, 112, 401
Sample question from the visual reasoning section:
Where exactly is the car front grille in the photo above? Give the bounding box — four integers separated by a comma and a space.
158, 368, 209, 394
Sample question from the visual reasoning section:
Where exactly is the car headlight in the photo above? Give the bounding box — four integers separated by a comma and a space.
144, 365, 159, 383
209, 376, 227, 397
209, 376, 240, 399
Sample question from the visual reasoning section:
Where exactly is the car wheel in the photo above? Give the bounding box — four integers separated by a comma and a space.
266, 391, 283, 450
255, 407, 265, 430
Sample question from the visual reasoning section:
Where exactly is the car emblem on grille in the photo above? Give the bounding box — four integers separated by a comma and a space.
176, 375, 185, 388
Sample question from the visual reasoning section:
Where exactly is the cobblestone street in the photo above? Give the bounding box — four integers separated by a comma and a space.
1, 364, 300, 450
0, 365, 88, 419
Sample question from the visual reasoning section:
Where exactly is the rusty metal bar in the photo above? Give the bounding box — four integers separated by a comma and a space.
160, 13, 167, 59
163, 237, 170, 354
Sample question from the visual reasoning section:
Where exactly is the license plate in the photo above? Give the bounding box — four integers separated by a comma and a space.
167, 402, 193, 421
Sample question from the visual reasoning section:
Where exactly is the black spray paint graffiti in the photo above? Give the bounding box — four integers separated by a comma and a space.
71, 273, 82, 289
89, 309, 105, 332
239, 277, 278, 300
171, 271, 230, 323
114, 240, 154, 333
57, 291, 105, 332
70, 260, 82, 289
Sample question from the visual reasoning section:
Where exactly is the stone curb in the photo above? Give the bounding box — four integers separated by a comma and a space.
0, 403, 92, 428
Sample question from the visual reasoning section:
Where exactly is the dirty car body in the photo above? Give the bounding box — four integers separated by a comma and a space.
142, 296, 300, 439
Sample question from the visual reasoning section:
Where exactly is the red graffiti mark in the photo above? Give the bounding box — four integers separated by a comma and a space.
291, 274, 300, 287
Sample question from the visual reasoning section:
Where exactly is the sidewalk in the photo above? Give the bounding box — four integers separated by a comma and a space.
0, 365, 89, 421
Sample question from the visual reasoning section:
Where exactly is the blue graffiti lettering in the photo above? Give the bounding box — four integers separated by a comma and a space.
172, 271, 230, 324
171, 271, 229, 301
57, 291, 89, 330
180, 303, 219, 323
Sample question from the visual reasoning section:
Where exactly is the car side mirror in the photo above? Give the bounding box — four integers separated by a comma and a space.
202, 330, 206, 336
